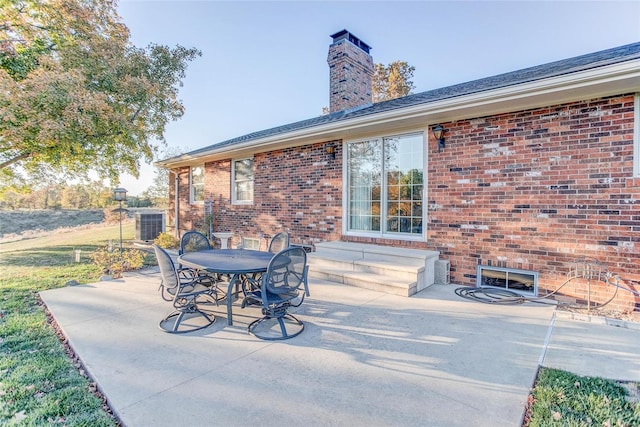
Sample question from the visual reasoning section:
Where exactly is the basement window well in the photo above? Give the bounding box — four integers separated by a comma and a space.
477, 265, 538, 296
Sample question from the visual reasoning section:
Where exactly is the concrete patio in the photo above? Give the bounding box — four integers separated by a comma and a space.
40, 269, 640, 427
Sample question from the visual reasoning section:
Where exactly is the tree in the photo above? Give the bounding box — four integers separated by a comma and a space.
144, 145, 184, 207
372, 61, 416, 103
0, 0, 201, 184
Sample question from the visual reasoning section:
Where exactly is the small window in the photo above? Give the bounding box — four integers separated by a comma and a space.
233, 158, 254, 204
477, 265, 538, 296
190, 165, 204, 203
240, 237, 260, 250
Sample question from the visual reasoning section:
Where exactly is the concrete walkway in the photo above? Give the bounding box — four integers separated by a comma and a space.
39, 270, 640, 427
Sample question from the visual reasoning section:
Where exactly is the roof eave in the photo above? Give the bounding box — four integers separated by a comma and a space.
158, 59, 640, 169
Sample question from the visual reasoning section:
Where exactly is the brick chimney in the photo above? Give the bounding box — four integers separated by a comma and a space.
327, 30, 374, 113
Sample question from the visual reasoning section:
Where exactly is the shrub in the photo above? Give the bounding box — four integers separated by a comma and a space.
103, 207, 122, 224
154, 232, 179, 249
90, 246, 145, 278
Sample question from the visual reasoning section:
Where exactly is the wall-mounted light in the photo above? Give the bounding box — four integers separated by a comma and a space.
325, 143, 336, 160
432, 124, 446, 152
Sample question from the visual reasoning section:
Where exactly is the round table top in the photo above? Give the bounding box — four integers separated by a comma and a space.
178, 249, 274, 274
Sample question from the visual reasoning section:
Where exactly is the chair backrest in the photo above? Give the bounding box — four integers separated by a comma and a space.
179, 231, 212, 255
263, 247, 307, 296
268, 232, 290, 254
153, 244, 180, 295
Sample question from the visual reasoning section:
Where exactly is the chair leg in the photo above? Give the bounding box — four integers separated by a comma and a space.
277, 317, 288, 337
171, 310, 186, 333
159, 306, 216, 334
281, 314, 304, 338
248, 313, 304, 340
303, 265, 310, 297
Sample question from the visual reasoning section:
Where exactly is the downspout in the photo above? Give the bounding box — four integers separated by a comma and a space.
171, 171, 180, 239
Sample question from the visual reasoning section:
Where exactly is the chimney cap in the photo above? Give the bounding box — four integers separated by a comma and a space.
330, 29, 371, 54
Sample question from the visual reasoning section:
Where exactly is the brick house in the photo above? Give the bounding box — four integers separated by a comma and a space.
158, 30, 640, 311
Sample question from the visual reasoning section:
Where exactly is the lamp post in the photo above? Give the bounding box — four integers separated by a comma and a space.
112, 187, 128, 253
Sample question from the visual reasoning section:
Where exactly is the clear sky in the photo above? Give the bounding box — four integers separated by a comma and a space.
116, 0, 640, 194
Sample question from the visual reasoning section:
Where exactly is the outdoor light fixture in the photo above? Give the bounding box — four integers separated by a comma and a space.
113, 187, 127, 202
112, 187, 128, 253
325, 143, 336, 160
432, 124, 446, 152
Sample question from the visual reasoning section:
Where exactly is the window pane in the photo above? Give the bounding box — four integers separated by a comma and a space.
234, 158, 254, 202
479, 266, 537, 295
348, 140, 381, 232
235, 159, 253, 179
193, 186, 205, 202
384, 134, 423, 235
507, 272, 536, 291
191, 166, 204, 202
347, 133, 424, 237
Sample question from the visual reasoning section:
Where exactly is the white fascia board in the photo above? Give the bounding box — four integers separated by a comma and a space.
160, 60, 640, 168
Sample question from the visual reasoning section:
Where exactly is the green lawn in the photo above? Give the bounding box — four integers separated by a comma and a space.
0, 223, 142, 426
1, 224, 638, 426
526, 368, 639, 426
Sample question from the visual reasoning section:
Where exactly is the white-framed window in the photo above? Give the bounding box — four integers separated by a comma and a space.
634, 93, 639, 177
345, 131, 425, 239
190, 165, 205, 203
240, 237, 260, 250
232, 158, 254, 204
477, 265, 538, 296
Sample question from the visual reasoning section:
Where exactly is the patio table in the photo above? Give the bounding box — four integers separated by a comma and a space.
177, 249, 274, 326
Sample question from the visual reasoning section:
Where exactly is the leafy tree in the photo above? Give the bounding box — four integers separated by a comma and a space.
372, 61, 416, 103
144, 145, 184, 207
61, 184, 90, 209
0, 0, 201, 184
0, 178, 29, 209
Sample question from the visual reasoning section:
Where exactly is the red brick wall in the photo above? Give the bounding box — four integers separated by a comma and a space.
170, 141, 343, 250
168, 94, 639, 311
427, 94, 639, 311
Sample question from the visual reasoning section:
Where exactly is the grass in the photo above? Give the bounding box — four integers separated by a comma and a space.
1, 224, 639, 426
526, 368, 640, 426
0, 223, 153, 426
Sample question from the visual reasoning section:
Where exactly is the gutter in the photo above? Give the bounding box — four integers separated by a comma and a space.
170, 171, 179, 239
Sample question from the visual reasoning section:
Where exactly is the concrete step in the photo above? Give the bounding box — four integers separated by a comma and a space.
314, 241, 434, 262
308, 267, 417, 297
308, 253, 420, 282
308, 241, 440, 296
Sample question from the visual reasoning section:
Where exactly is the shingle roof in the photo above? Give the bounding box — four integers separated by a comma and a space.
186, 42, 640, 157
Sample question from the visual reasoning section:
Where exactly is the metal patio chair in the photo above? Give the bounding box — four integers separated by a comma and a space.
153, 244, 219, 334
268, 232, 310, 297
177, 230, 220, 287
246, 246, 307, 340
179, 230, 212, 255
268, 232, 290, 253
242, 232, 290, 292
